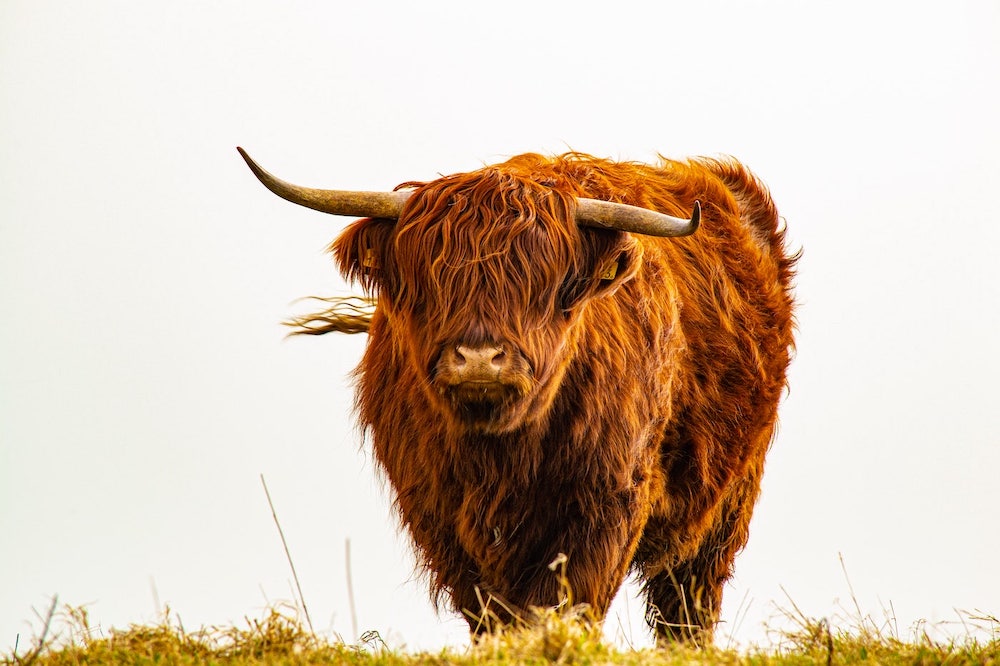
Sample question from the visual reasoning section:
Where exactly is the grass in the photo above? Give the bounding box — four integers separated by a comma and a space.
7, 484, 997, 663
6, 597, 999, 665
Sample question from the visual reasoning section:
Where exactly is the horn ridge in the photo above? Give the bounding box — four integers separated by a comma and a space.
237, 147, 409, 219
575, 198, 700, 237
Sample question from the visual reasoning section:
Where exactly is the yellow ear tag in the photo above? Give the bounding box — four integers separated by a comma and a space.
599, 259, 618, 281
363, 248, 378, 269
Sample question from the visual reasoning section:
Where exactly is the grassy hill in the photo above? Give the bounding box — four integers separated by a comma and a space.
7, 600, 998, 665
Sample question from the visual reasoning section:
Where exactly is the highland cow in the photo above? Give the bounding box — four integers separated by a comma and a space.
239, 147, 797, 643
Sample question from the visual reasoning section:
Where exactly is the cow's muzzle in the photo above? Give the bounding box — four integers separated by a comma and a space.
447, 345, 510, 381
434, 343, 533, 427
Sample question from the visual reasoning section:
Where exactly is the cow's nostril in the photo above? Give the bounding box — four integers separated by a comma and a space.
455, 345, 509, 372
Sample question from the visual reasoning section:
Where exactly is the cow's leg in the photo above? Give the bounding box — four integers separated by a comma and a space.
641, 467, 761, 645
641, 552, 727, 644
452, 550, 624, 636
456, 501, 650, 634
452, 576, 511, 635
530, 487, 654, 623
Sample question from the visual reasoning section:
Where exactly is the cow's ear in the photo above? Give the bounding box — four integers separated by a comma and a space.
330, 217, 396, 294
561, 230, 642, 310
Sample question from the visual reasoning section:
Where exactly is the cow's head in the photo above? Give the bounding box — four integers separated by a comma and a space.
238, 149, 699, 434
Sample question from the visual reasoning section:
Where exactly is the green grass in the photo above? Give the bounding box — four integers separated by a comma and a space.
7, 600, 999, 665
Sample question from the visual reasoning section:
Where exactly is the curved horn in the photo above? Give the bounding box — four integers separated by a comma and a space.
237, 147, 410, 219
575, 198, 701, 237
238, 147, 701, 236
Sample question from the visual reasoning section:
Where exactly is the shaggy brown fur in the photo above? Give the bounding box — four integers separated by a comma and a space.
294, 152, 796, 643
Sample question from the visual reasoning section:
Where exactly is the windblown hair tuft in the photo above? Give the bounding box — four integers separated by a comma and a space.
284, 296, 375, 335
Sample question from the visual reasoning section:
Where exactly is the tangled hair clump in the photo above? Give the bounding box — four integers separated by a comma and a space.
285, 296, 375, 336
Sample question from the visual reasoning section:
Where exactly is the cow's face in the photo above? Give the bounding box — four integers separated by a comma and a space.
333, 170, 642, 434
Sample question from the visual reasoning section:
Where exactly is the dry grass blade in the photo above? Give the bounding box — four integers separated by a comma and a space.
345, 538, 359, 643
259, 474, 315, 638
12, 595, 58, 666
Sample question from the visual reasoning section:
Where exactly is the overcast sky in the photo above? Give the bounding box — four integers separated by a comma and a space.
2, 0, 999, 652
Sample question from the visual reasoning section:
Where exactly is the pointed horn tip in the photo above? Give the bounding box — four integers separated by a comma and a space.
688, 200, 702, 234
236, 146, 263, 174
235, 147, 288, 195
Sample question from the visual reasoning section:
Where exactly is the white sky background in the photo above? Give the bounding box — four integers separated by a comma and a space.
2, 0, 999, 652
